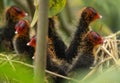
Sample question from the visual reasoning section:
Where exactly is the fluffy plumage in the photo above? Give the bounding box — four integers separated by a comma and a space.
48, 18, 67, 59
0, 6, 27, 51
13, 20, 34, 58
65, 7, 102, 63
68, 31, 103, 72
27, 36, 69, 83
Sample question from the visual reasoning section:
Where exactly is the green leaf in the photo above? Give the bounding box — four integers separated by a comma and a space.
0, 61, 33, 83
49, 0, 66, 17
30, 0, 66, 27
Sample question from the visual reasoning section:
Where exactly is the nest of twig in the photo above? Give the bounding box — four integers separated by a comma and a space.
94, 31, 120, 65
81, 31, 120, 81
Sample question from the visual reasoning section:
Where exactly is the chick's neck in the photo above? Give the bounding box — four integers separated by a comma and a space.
76, 17, 90, 39
65, 17, 90, 63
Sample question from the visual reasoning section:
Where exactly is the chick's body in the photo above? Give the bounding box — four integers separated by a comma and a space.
68, 31, 103, 73
65, 7, 102, 63
48, 17, 67, 60
13, 20, 34, 58
27, 36, 69, 83
0, 6, 27, 51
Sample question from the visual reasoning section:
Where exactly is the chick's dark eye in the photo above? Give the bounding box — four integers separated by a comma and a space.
93, 11, 97, 14
89, 8, 97, 15
15, 23, 20, 27
20, 22, 25, 29
92, 32, 99, 40
32, 36, 36, 40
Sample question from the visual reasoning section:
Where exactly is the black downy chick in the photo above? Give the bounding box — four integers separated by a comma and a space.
48, 17, 67, 60
68, 31, 103, 73
0, 6, 27, 51
13, 20, 34, 59
65, 7, 102, 63
27, 36, 70, 83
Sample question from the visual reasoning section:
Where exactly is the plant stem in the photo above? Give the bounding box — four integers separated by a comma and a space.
34, 0, 48, 83
26, 0, 35, 17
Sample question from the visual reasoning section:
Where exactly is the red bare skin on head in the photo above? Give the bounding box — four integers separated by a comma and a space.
81, 7, 102, 22
27, 36, 50, 59
27, 36, 36, 59
15, 20, 29, 35
27, 36, 36, 49
27, 36, 49, 48
87, 31, 103, 46
6, 6, 27, 21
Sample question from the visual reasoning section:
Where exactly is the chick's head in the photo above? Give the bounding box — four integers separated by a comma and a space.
86, 31, 103, 46
81, 7, 102, 23
6, 6, 27, 21
15, 20, 29, 35
27, 36, 36, 48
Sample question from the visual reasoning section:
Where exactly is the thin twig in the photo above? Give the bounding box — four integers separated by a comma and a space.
5, 55, 16, 71
0, 54, 16, 70
104, 31, 120, 38
100, 46, 118, 63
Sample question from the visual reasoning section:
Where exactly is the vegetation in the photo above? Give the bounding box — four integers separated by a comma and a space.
0, 0, 120, 83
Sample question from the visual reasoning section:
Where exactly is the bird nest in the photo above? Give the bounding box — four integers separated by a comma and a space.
94, 31, 120, 66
